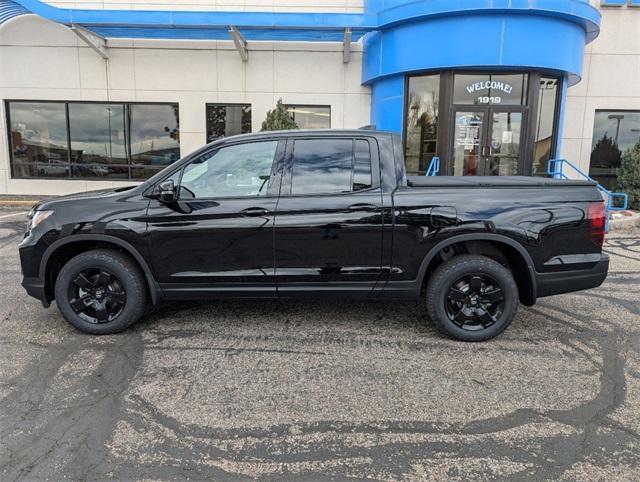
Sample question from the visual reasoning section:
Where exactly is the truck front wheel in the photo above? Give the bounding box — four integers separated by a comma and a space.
426, 255, 519, 342
54, 249, 148, 335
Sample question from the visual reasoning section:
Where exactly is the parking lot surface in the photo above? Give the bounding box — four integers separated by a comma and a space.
0, 206, 639, 481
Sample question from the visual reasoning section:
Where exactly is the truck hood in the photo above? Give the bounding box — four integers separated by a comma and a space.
34, 185, 139, 211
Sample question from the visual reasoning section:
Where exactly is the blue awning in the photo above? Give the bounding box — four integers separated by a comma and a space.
4, 0, 375, 41
0, 0, 30, 26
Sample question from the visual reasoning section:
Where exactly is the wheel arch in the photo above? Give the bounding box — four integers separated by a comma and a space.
40, 234, 162, 305
418, 233, 537, 306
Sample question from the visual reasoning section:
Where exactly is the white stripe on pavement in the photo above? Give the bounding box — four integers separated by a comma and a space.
0, 211, 28, 219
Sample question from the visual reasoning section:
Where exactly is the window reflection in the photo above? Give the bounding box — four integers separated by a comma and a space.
286, 105, 331, 129
453, 74, 528, 106
291, 139, 352, 195
353, 139, 372, 191
590, 110, 640, 190
180, 141, 277, 198
532, 77, 559, 176
206, 104, 252, 142
405, 75, 439, 176
129, 104, 180, 175
69, 103, 128, 179
8, 102, 70, 178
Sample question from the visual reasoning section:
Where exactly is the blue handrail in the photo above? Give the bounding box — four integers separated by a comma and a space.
425, 156, 440, 176
547, 159, 628, 232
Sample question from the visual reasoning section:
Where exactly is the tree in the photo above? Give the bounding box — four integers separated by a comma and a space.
617, 140, 640, 210
261, 99, 298, 131
590, 133, 622, 169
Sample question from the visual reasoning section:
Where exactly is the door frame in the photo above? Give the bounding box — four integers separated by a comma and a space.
449, 105, 528, 176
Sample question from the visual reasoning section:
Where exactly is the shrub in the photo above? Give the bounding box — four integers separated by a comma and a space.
617, 141, 640, 210
261, 99, 298, 131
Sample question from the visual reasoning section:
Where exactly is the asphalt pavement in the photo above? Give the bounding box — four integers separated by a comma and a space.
0, 206, 639, 481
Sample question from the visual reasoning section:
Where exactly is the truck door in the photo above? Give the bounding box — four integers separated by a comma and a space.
273, 136, 384, 297
143, 139, 285, 298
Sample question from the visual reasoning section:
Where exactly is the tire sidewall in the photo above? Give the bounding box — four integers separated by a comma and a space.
427, 256, 518, 342
55, 251, 145, 335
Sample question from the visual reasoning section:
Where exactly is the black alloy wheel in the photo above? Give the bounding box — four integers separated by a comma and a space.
426, 254, 519, 342
445, 273, 505, 331
67, 268, 126, 324
55, 249, 147, 334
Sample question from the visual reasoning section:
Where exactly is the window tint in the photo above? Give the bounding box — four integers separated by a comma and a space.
69, 103, 128, 179
291, 139, 353, 195
180, 141, 278, 198
285, 105, 331, 129
405, 75, 439, 176
7, 100, 180, 180
206, 104, 252, 142
353, 139, 372, 191
8, 102, 69, 178
129, 104, 180, 179
589, 110, 640, 190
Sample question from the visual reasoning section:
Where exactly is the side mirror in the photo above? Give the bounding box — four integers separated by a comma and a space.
158, 179, 176, 203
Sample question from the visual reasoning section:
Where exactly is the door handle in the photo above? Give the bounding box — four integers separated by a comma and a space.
240, 207, 270, 217
347, 203, 378, 211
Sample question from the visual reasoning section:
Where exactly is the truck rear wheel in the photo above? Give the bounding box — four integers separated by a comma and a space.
426, 255, 518, 342
54, 249, 147, 335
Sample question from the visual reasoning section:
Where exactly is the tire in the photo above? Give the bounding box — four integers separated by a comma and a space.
426, 255, 518, 342
54, 249, 147, 335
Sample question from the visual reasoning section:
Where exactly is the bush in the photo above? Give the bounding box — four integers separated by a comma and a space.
617, 141, 640, 210
261, 99, 298, 131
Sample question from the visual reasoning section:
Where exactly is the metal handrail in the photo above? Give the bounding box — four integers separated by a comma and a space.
425, 156, 440, 176
547, 158, 628, 232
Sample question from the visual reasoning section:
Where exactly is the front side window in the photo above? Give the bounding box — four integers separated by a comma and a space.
180, 141, 278, 199
590, 110, 640, 190
206, 104, 252, 142
6, 100, 180, 180
290, 138, 372, 195
285, 105, 331, 129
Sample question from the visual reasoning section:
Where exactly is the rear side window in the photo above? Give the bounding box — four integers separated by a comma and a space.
290, 138, 373, 195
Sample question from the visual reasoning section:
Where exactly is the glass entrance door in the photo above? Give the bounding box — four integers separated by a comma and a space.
452, 108, 523, 176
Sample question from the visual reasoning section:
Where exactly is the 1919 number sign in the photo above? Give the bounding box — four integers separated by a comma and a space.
477, 96, 502, 104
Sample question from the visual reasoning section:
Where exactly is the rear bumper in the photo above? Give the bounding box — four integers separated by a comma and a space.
535, 254, 609, 299
21, 276, 50, 307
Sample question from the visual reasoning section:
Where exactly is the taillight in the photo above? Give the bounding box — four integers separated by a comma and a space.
588, 202, 606, 247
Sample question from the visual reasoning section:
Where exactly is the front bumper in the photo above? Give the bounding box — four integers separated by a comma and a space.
21, 276, 50, 307
535, 253, 609, 298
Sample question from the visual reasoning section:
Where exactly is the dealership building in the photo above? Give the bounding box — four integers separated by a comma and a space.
0, 0, 638, 195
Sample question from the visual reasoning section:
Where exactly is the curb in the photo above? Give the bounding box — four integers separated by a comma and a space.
609, 211, 640, 232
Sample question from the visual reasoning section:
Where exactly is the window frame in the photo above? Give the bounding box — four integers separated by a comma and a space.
280, 136, 381, 198
205, 103, 252, 143
5, 99, 180, 181
170, 139, 287, 201
284, 104, 332, 129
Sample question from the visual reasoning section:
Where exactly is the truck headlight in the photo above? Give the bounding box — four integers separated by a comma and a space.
29, 210, 54, 229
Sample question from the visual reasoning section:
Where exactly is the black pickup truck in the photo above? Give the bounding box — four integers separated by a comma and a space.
19, 129, 609, 341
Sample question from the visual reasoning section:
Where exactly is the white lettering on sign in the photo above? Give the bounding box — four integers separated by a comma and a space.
466, 81, 513, 95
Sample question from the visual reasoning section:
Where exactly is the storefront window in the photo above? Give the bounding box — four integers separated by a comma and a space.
453, 73, 528, 106
8, 102, 70, 178
69, 103, 128, 179
532, 77, 560, 176
285, 105, 331, 129
405, 75, 439, 175
7, 101, 180, 180
590, 110, 640, 190
206, 104, 252, 142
